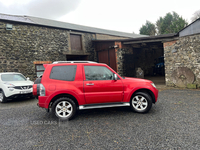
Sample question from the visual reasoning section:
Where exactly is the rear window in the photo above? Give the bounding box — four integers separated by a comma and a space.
50, 65, 77, 81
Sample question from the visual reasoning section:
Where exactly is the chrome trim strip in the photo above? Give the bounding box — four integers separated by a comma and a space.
79, 103, 130, 110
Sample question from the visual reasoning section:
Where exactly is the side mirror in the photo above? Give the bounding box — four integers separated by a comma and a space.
113, 74, 118, 80
27, 77, 30, 80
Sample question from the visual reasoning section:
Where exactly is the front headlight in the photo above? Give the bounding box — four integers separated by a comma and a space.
151, 83, 156, 88
4, 82, 15, 88
4, 83, 15, 91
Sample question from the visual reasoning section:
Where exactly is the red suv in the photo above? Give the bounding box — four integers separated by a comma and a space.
33, 61, 158, 120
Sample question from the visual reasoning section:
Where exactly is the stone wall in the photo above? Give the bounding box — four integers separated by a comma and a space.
83, 33, 97, 61
164, 34, 200, 88
0, 21, 96, 80
116, 44, 134, 77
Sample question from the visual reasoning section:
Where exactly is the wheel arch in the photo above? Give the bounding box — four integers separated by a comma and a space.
49, 93, 79, 108
131, 88, 156, 103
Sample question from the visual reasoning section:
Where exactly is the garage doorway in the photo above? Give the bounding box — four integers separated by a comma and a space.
123, 42, 165, 85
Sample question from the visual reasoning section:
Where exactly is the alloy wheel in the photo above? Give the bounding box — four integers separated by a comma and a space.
55, 101, 73, 118
132, 95, 148, 111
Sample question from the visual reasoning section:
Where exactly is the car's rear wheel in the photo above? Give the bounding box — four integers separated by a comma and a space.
52, 97, 77, 120
130, 92, 152, 113
0, 90, 7, 103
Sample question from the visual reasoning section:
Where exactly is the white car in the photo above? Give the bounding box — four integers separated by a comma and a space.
0, 72, 34, 103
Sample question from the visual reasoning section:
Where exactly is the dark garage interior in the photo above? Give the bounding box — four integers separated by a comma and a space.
94, 40, 166, 86
66, 54, 89, 61
123, 41, 165, 86
124, 42, 165, 77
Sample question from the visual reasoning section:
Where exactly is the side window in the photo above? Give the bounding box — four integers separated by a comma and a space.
84, 66, 114, 81
50, 65, 77, 81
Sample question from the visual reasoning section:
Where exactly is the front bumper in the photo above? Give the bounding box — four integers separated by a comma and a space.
154, 88, 159, 102
4, 88, 33, 98
6, 93, 33, 99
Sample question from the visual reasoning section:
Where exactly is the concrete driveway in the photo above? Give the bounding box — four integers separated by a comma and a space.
0, 89, 200, 149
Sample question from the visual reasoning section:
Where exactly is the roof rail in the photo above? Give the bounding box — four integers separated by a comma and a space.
52, 61, 97, 64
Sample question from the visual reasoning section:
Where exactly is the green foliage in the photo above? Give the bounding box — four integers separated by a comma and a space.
139, 20, 156, 36
156, 17, 163, 35
139, 12, 188, 35
158, 12, 188, 34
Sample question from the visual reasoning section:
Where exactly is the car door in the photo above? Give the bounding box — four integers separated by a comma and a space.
83, 65, 124, 104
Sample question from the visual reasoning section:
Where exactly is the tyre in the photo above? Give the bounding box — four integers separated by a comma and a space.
0, 90, 7, 103
52, 97, 77, 120
130, 92, 152, 113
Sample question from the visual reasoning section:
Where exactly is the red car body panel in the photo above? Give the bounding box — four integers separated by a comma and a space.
122, 77, 158, 103
35, 63, 158, 109
83, 79, 124, 104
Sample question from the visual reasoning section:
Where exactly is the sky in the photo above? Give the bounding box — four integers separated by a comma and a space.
0, 0, 200, 34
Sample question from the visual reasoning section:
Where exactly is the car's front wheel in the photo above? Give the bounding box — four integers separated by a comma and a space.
130, 92, 152, 113
0, 90, 7, 103
52, 97, 77, 120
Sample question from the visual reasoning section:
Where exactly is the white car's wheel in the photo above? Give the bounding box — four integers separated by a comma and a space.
131, 92, 152, 113
52, 97, 77, 120
0, 90, 7, 103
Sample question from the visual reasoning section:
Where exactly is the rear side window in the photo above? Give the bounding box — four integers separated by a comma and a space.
50, 65, 77, 81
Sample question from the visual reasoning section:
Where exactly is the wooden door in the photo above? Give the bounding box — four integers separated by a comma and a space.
98, 49, 117, 72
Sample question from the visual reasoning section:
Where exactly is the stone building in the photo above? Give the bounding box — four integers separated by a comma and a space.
164, 18, 200, 88
0, 13, 145, 80
1, 13, 200, 88
94, 34, 177, 78
97, 18, 200, 88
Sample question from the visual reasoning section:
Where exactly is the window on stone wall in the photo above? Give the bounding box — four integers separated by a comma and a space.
35, 64, 45, 77
34, 61, 52, 78
70, 34, 82, 51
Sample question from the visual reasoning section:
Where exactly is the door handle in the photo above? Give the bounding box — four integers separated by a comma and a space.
86, 83, 94, 86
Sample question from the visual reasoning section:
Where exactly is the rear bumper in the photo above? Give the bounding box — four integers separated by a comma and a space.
37, 103, 50, 112
38, 96, 49, 108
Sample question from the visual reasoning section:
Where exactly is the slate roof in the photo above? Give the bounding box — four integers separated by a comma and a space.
0, 13, 147, 38
178, 18, 200, 33
178, 18, 200, 37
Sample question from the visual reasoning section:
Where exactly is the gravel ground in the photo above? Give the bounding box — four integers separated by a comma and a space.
0, 89, 200, 150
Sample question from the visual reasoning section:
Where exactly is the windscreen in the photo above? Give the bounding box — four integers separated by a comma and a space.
1, 74, 27, 81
